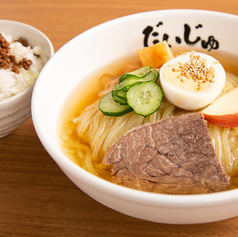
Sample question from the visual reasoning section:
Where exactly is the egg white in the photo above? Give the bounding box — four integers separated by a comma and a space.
159, 52, 226, 111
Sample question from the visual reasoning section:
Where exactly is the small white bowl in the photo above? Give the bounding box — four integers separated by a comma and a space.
32, 10, 238, 224
0, 20, 54, 138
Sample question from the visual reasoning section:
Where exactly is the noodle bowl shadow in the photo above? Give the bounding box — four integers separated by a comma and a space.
32, 10, 238, 224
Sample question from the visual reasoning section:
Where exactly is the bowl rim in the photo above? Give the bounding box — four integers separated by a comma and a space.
32, 9, 238, 209
0, 19, 54, 50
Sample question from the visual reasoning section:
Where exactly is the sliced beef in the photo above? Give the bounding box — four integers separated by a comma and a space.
104, 113, 231, 194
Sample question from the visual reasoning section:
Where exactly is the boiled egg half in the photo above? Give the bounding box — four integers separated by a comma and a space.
159, 52, 226, 110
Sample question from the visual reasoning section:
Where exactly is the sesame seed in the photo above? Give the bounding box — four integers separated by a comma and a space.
172, 52, 216, 90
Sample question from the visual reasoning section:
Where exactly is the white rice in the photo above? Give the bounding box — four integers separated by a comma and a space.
0, 33, 44, 101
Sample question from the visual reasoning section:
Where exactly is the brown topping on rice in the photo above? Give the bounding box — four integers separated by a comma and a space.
0, 33, 10, 51
0, 33, 32, 74
14, 37, 29, 47
18, 58, 32, 70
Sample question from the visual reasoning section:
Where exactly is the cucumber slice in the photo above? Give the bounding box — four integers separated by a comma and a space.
119, 65, 151, 82
114, 70, 158, 92
112, 90, 127, 105
151, 69, 159, 83
114, 76, 139, 91
126, 81, 163, 117
99, 92, 132, 116
116, 89, 127, 101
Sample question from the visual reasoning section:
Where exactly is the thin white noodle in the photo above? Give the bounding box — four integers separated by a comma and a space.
222, 128, 233, 169
76, 109, 97, 137
61, 71, 238, 180
88, 110, 102, 141
162, 104, 176, 119
91, 115, 110, 147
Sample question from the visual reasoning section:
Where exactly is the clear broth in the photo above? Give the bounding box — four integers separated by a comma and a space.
60, 49, 238, 188
60, 49, 238, 127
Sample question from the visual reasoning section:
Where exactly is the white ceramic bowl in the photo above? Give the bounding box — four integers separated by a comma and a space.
0, 20, 54, 138
32, 10, 238, 224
